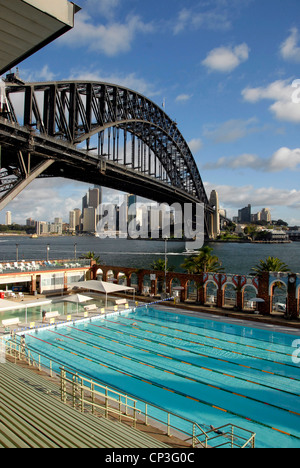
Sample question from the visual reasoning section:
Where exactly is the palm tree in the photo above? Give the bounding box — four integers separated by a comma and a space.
81, 251, 101, 263
251, 256, 290, 276
181, 246, 224, 274
150, 258, 175, 272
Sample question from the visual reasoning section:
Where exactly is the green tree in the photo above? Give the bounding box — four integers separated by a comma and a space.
81, 251, 101, 263
251, 256, 290, 276
150, 258, 175, 272
244, 225, 258, 240
181, 246, 224, 274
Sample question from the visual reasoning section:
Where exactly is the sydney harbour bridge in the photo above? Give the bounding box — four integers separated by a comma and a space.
0, 78, 220, 239
0, 0, 220, 240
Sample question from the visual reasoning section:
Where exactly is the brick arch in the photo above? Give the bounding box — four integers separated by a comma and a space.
269, 279, 288, 296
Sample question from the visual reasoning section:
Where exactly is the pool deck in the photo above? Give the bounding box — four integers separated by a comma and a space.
1, 292, 299, 337
0, 292, 124, 337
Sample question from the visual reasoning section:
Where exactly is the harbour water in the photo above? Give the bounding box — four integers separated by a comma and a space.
0, 235, 299, 275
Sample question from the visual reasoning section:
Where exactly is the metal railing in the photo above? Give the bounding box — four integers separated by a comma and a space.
3, 336, 256, 449
0, 258, 91, 274
60, 368, 140, 428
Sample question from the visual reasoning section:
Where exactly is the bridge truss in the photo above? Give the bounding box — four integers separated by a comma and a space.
0, 78, 213, 234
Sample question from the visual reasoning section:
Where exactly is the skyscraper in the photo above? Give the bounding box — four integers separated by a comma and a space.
81, 187, 102, 233
89, 188, 101, 209
261, 208, 271, 223
5, 211, 11, 225
83, 207, 97, 233
238, 205, 251, 223
69, 210, 76, 232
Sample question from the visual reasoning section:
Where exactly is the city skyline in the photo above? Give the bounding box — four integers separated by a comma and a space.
1, 0, 300, 223
2, 186, 290, 228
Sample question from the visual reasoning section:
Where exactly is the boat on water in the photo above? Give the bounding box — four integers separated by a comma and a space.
184, 248, 198, 254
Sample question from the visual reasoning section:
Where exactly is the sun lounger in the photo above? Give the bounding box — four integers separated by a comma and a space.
83, 304, 98, 313
2, 317, 21, 332
44, 311, 60, 323
115, 299, 129, 308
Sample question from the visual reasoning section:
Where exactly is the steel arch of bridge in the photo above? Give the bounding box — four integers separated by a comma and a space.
1, 80, 208, 204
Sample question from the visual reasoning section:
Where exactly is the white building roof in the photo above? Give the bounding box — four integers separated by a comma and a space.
0, 0, 80, 75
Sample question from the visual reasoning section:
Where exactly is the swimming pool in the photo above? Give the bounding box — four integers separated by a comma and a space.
20, 307, 300, 448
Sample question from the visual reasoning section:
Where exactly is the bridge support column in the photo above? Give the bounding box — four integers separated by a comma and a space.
0, 159, 54, 212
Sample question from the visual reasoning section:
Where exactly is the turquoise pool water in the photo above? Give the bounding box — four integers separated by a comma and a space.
20, 307, 300, 448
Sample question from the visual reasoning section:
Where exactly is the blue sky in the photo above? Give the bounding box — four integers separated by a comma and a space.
2, 0, 300, 225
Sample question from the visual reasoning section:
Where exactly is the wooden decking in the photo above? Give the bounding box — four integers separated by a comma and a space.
0, 362, 171, 449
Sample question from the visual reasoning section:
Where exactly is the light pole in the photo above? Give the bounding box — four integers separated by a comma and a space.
74, 243, 77, 261
164, 236, 168, 294
16, 244, 19, 262
46, 244, 50, 262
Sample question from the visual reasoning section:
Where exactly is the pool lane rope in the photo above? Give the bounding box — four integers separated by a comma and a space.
25, 332, 300, 442
66, 324, 300, 399
120, 312, 295, 360
92, 318, 300, 379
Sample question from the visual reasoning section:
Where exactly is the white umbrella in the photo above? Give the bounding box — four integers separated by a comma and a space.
61, 294, 94, 314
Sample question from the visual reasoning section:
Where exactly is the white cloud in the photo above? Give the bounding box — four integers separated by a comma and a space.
204, 182, 300, 210
68, 68, 160, 99
85, 0, 121, 19
203, 147, 300, 172
175, 94, 192, 103
19, 65, 57, 83
242, 79, 300, 123
188, 138, 203, 153
203, 118, 259, 143
269, 147, 300, 172
280, 28, 300, 63
173, 7, 231, 35
202, 43, 250, 73
172, 1, 253, 35
59, 11, 154, 56
6, 179, 88, 225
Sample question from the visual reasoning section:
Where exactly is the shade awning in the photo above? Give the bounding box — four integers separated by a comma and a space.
0, 0, 80, 76
0, 298, 20, 311
61, 294, 94, 304
71, 280, 135, 294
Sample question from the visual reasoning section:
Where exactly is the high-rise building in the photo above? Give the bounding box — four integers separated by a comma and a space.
26, 217, 36, 226
82, 193, 88, 215
73, 208, 81, 231
127, 194, 137, 225
209, 190, 220, 237
5, 211, 12, 226
5, 211, 11, 225
89, 188, 101, 209
82, 207, 97, 233
36, 221, 48, 235
261, 208, 271, 223
81, 187, 102, 232
69, 210, 76, 231
238, 205, 251, 223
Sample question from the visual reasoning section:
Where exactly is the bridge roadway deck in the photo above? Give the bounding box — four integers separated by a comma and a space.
0, 117, 213, 210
